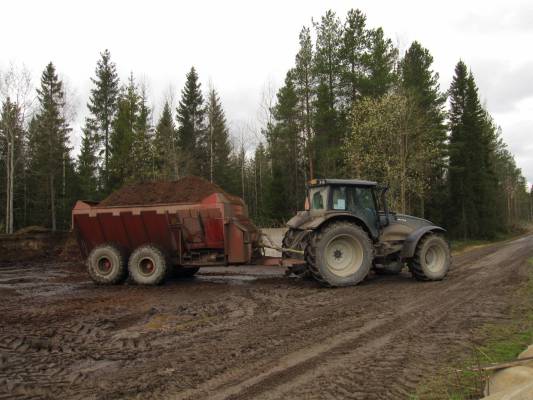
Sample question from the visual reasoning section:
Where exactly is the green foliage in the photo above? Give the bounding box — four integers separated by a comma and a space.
400, 41, 447, 221
153, 101, 178, 180
107, 74, 145, 192
206, 88, 233, 189
448, 62, 502, 239
86, 49, 119, 190
26, 63, 73, 230
176, 67, 206, 177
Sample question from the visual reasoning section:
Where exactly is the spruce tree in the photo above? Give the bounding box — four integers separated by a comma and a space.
131, 86, 153, 182
86, 49, 119, 189
206, 88, 232, 188
448, 61, 498, 239
27, 62, 71, 231
77, 122, 99, 199
266, 73, 303, 220
153, 101, 178, 180
108, 74, 140, 191
176, 67, 206, 177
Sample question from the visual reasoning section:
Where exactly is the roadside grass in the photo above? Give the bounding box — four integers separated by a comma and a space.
412, 258, 533, 400
450, 226, 530, 254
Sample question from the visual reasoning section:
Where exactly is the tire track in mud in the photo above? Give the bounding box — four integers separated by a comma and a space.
175, 235, 533, 400
0, 235, 532, 400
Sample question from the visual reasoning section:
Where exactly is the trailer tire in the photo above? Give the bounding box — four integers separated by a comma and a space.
128, 244, 168, 285
87, 244, 128, 285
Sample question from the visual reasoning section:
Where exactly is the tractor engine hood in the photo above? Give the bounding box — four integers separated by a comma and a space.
390, 213, 434, 230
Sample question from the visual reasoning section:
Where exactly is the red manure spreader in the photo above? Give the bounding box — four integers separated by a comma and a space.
72, 177, 283, 285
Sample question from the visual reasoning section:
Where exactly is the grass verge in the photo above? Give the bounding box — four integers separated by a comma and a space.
412, 258, 533, 400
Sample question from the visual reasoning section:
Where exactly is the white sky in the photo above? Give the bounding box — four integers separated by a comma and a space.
1, 0, 532, 186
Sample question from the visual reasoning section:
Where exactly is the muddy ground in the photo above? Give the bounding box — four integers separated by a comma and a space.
1, 233, 532, 400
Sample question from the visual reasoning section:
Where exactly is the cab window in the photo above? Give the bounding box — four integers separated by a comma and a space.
310, 187, 327, 210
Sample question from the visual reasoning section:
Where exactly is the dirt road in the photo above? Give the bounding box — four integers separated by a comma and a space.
1, 234, 532, 400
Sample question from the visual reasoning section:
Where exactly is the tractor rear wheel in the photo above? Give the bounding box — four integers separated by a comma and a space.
408, 234, 450, 281
305, 222, 373, 287
283, 229, 310, 278
128, 244, 168, 285
87, 243, 128, 285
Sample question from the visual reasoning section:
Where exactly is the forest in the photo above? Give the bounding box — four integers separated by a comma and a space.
0, 8, 531, 239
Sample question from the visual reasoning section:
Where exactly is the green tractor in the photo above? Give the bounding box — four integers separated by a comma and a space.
283, 179, 451, 287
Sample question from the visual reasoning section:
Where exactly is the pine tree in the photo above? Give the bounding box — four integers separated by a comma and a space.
339, 9, 368, 106
176, 67, 206, 177
86, 50, 119, 189
294, 26, 315, 179
206, 87, 232, 188
361, 27, 398, 98
400, 41, 447, 220
153, 101, 178, 180
27, 63, 71, 231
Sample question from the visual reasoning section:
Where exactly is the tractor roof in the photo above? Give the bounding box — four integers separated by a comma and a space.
308, 178, 378, 187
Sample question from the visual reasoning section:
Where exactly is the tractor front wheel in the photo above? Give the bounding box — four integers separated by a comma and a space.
408, 234, 450, 281
306, 222, 373, 287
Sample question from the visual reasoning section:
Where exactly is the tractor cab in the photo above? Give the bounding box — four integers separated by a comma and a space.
305, 179, 390, 237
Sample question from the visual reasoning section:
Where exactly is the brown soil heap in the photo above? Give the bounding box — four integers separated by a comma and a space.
98, 176, 242, 207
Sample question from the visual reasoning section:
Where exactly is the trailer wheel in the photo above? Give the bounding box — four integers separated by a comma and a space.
87, 244, 127, 285
408, 234, 450, 281
128, 244, 168, 285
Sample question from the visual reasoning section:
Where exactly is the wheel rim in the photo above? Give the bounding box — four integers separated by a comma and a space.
97, 257, 113, 275
424, 243, 446, 273
324, 234, 363, 277
139, 257, 156, 276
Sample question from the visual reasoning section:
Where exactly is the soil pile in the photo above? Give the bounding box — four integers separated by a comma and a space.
98, 176, 243, 207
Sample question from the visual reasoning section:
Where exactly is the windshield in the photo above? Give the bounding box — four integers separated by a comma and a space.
309, 186, 328, 210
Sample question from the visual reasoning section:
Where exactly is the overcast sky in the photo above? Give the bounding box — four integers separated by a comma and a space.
1, 0, 532, 186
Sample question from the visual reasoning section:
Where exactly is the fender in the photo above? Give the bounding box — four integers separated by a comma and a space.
314, 213, 378, 240
401, 226, 446, 258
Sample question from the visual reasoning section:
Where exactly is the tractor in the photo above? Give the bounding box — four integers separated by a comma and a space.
283, 179, 451, 287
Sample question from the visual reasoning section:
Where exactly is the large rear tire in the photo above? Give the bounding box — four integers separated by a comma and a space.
128, 244, 168, 285
408, 234, 450, 281
87, 244, 128, 285
305, 222, 373, 287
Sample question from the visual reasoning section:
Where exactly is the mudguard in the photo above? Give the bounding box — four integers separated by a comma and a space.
400, 225, 446, 259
